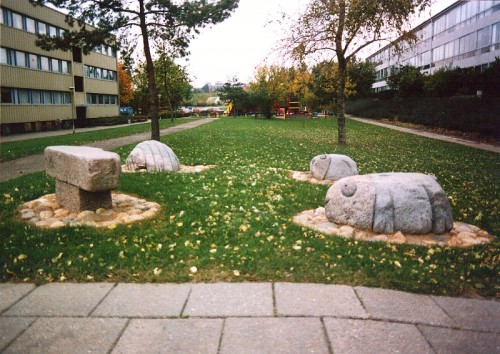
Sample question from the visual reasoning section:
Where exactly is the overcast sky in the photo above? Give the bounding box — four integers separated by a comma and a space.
185, 0, 456, 87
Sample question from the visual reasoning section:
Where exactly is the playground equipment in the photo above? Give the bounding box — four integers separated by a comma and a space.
224, 102, 233, 116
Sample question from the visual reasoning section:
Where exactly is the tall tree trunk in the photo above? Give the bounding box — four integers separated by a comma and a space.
335, 0, 347, 146
337, 57, 347, 146
139, 0, 160, 141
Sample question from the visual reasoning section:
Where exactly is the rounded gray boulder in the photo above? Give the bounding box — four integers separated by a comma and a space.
310, 154, 358, 181
325, 173, 453, 234
126, 140, 180, 172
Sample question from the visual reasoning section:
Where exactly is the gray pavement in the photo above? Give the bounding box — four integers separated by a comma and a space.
0, 282, 498, 353
0, 119, 216, 182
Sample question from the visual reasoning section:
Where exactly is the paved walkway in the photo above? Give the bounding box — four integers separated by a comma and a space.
0, 119, 216, 182
0, 282, 498, 353
347, 115, 500, 153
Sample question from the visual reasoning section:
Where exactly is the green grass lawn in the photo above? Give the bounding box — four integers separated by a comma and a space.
0, 117, 200, 162
0, 117, 498, 297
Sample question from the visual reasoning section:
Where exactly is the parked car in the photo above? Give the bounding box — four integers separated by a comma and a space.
120, 106, 134, 116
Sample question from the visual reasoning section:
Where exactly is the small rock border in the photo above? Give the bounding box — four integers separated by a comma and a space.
121, 164, 216, 173
293, 207, 493, 247
18, 193, 161, 229
289, 170, 333, 185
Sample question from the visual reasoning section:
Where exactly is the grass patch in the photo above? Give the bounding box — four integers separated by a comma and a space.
0, 117, 201, 162
0, 117, 498, 297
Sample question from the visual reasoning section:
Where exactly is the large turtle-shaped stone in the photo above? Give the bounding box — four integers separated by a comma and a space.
126, 140, 180, 172
325, 173, 453, 234
310, 154, 358, 181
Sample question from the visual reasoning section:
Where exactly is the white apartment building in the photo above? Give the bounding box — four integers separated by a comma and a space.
368, 0, 500, 92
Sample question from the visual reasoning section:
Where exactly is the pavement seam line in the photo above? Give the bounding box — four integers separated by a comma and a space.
320, 317, 334, 354
352, 287, 370, 319
216, 318, 226, 354
179, 286, 192, 318
0, 285, 38, 316
272, 282, 277, 316
107, 317, 131, 354
88, 282, 118, 317
415, 323, 439, 354
0, 316, 38, 352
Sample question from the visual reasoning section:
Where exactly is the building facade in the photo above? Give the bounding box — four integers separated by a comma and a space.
0, 0, 119, 135
368, 0, 500, 92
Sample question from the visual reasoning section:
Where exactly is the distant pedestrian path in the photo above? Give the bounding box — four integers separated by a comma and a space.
0, 119, 217, 182
348, 115, 499, 153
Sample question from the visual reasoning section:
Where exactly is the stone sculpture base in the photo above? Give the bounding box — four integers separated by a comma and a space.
56, 180, 112, 213
293, 207, 492, 248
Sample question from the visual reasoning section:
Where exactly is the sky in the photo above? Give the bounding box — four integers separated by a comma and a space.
184, 0, 457, 88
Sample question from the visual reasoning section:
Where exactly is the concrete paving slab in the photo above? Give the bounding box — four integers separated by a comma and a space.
275, 282, 368, 318
0, 317, 35, 352
324, 318, 433, 354
355, 286, 451, 326
220, 317, 329, 354
4, 283, 114, 317
419, 325, 500, 354
92, 283, 191, 318
183, 283, 273, 317
431, 295, 500, 332
3, 317, 127, 354
112, 319, 223, 354
0, 283, 35, 313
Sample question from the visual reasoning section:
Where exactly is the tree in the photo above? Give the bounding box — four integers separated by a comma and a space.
118, 63, 134, 106
155, 53, 192, 121
249, 65, 288, 118
131, 56, 191, 118
387, 65, 425, 97
348, 58, 377, 99
286, 0, 430, 145
219, 77, 249, 116
31, 0, 239, 140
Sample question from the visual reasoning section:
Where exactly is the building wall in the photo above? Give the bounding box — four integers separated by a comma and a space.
368, 0, 500, 91
0, 0, 119, 133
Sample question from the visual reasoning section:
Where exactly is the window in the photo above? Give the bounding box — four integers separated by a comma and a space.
18, 89, 30, 104
0, 48, 7, 64
15, 51, 26, 67
74, 76, 84, 92
432, 46, 444, 62
95, 67, 101, 79
48, 25, 57, 37
63, 92, 71, 104
32, 90, 42, 104
43, 91, 52, 104
59, 29, 65, 38
12, 12, 23, 30
53, 92, 62, 104
494, 22, 500, 44
26, 17, 36, 33
1, 87, 13, 103
433, 15, 446, 35
0, 8, 4, 25
72, 46, 82, 63
446, 7, 460, 29
37, 21, 47, 35
40, 56, 49, 70
459, 32, 477, 54
477, 26, 491, 49
50, 58, 59, 72
29, 53, 38, 69
61, 60, 68, 73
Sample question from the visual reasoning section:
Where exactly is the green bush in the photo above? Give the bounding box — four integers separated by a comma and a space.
346, 96, 500, 137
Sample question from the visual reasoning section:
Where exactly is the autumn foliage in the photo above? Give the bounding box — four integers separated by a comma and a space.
118, 63, 133, 106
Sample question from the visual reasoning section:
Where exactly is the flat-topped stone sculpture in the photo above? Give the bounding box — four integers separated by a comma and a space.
325, 173, 453, 234
126, 140, 180, 172
45, 146, 120, 213
310, 154, 358, 181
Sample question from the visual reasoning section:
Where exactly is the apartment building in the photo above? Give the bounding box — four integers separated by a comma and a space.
0, 0, 119, 135
368, 0, 500, 92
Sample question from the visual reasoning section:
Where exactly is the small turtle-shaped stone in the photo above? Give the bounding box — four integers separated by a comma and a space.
126, 140, 180, 172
